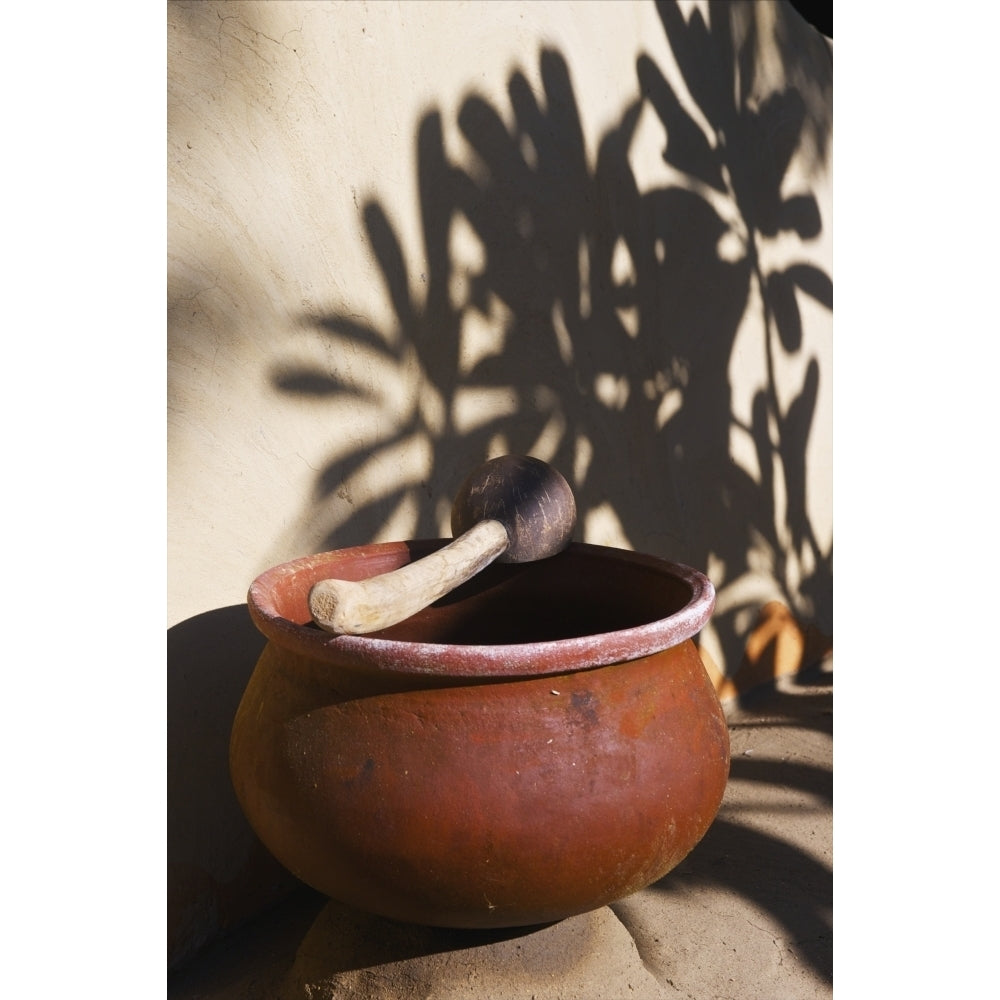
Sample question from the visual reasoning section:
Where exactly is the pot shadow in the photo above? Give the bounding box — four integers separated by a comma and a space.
167, 605, 304, 971
167, 886, 328, 999
168, 890, 583, 1000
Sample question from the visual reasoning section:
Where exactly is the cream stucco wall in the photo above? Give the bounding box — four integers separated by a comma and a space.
168, 0, 831, 968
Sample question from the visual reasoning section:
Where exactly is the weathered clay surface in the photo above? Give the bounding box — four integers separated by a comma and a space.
230, 541, 728, 930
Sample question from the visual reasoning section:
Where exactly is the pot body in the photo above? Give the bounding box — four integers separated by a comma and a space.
230, 541, 729, 928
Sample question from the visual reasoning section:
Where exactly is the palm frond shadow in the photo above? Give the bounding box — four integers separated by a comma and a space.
651, 815, 833, 982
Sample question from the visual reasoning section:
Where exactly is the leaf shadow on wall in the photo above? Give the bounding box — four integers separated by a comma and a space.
274, 0, 833, 681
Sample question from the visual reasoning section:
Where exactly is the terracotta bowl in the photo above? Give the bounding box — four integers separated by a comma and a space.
230, 540, 729, 929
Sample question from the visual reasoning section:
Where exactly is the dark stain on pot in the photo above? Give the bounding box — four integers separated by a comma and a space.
346, 756, 376, 787
568, 690, 599, 729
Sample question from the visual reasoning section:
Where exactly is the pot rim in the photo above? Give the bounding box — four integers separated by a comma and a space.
247, 540, 716, 679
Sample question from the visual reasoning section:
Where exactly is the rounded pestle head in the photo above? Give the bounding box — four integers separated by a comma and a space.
450, 455, 576, 563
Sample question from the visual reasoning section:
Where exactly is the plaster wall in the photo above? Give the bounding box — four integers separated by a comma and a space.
168, 0, 831, 968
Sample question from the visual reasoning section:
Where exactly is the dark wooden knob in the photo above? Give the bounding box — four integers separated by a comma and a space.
451, 454, 576, 563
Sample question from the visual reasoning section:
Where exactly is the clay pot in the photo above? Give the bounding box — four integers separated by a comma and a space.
230, 540, 729, 929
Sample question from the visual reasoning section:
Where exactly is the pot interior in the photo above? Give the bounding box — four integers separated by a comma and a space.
252, 540, 713, 655
382, 545, 692, 645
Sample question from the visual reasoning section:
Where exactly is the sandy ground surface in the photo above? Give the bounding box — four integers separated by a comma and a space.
169, 660, 832, 999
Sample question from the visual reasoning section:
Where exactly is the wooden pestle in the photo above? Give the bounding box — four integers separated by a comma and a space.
308, 455, 576, 635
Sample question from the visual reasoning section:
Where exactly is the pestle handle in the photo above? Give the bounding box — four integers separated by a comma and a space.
309, 455, 576, 635
309, 519, 510, 635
